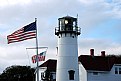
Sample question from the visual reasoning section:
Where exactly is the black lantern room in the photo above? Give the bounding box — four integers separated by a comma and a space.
55, 16, 81, 36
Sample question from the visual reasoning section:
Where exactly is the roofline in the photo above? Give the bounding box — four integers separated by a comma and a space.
114, 64, 121, 66
87, 70, 110, 72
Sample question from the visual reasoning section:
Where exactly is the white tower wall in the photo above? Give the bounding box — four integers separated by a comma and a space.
56, 33, 79, 81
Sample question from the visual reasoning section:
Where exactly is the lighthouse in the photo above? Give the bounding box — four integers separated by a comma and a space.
55, 16, 81, 81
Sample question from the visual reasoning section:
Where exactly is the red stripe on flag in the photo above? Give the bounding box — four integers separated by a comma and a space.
7, 22, 36, 44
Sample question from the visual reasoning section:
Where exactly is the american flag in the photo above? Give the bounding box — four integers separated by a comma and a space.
7, 22, 36, 44
32, 51, 46, 63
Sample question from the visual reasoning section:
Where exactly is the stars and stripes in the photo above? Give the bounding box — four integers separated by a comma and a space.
7, 22, 36, 44
32, 51, 46, 64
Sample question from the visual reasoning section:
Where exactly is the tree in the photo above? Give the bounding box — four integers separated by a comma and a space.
0, 65, 35, 81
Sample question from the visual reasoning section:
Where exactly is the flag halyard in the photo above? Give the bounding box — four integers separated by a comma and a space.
7, 22, 36, 44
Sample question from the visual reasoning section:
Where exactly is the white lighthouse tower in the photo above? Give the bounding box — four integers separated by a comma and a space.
55, 16, 80, 81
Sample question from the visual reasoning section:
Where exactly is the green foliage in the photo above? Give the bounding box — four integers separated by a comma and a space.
0, 65, 35, 81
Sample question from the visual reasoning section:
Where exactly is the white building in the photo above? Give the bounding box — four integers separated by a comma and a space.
39, 59, 56, 81
39, 49, 121, 81
79, 49, 121, 81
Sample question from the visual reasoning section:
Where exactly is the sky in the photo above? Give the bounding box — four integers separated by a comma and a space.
0, 0, 121, 73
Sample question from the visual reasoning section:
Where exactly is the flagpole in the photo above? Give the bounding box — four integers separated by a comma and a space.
35, 18, 39, 81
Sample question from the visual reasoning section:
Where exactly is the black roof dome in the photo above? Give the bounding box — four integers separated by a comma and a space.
59, 16, 76, 20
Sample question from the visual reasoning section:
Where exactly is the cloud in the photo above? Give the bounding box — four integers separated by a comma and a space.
0, 0, 32, 7
78, 38, 121, 56
78, 0, 103, 5
0, 0, 121, 73
0, 59, 9, 73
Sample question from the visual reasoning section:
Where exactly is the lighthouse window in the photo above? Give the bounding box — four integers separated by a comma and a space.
59, 21, 61, 27
114, 67, 121, 74
41, 72, 46, 80
68, 70, 75, 80
115, 67, 118, 74
73, 21, 76, 27
65, 20, 68, 24
119, 68, 121, 74
60, 19, 65, 31
93, 72, 98, 75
